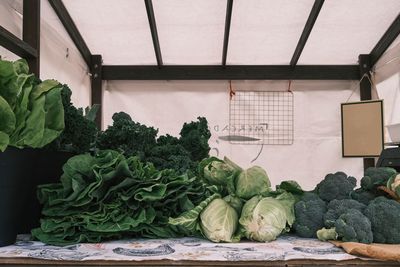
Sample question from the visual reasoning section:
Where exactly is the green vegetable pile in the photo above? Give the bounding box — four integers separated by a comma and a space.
97, 112, 211, 173
169, 157, 298, 243
0, 59, 64, 151
293, 167, 400, 244
32, 150, 217, 245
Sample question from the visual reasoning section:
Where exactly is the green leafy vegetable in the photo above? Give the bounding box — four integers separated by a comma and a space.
32, 150, 216, 245
45, 85, 98, 154
0, 59, 64, 151
97, 112, 211, 173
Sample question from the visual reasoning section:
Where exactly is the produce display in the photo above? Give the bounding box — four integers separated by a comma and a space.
0, 59, 64, 151
1, 58, 400, 249
32, 150, 218, 245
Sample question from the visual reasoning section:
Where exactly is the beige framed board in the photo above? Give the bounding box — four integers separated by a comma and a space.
341, 100, 384, 157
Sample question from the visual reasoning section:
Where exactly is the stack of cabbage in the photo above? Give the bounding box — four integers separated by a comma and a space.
169, 157, 302, 242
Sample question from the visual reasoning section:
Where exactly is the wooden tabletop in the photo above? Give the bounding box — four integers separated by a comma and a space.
0, 258, 399, 267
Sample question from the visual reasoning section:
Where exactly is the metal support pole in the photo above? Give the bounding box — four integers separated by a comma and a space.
91, 55, 103, 129
359, 54, 375, 170
23, 0, 40, 77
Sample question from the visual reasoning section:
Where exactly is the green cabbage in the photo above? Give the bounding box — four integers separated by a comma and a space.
235, 166, 271, 199
199, 157, 241, 187
200, 198, 238, 242
239, 193, 295, 242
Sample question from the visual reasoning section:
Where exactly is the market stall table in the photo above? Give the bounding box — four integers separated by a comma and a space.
0, 235, 399, 266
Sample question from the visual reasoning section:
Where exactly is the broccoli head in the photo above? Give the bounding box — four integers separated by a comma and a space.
324, 199, 366, 228
314, 171, 357, 202
361, 167, 397, 192
364, 196, 400, 244
293, 194, 327, 238
350, 188, 377, 205
317, 209, 373, 244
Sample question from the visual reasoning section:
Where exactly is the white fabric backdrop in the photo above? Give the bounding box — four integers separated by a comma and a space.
103, 80, 363, 190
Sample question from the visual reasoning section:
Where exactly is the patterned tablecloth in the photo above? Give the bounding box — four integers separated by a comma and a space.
0, 234, 362, 262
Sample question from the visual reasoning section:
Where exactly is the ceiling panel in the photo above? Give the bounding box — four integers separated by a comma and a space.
63, 0, 156, 65
298, 0, 400, 65
227, 0, 315, 65
153, 0, 226, 65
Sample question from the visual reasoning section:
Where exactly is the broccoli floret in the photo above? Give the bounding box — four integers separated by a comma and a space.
361, 167, 397, 191
293, 194, 327, 238
324, 199, 366, 228
317, 209, 373, 244
45, 85, 98, 154
314, 171, 357, 202
179, 117, 211, 162
350, 188, 377, 205
364, 196, 400, 244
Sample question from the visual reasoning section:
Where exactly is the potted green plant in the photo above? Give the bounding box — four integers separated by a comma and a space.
0, 59, 64, 246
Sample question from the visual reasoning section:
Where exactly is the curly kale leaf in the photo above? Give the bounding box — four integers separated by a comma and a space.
97, 112, 158, 160
179, 117, 211, 162
45, 85, 98, 154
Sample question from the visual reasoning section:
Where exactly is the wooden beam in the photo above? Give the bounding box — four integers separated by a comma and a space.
102, 65, 360, 80
222, 0, 233, 66
370, 14, 400, 66
23, 0, 40, 77
91, 55, 103, 129
144, 0, 163, 67
48, 0, 92, 67
0, 26, 37, 59
290, 0, 324, 67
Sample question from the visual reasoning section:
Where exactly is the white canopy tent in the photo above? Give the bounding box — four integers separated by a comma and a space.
0, 0, 399, 189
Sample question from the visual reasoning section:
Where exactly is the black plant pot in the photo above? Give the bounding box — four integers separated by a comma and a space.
0, 147, 36, 247
17, 150, 74, 234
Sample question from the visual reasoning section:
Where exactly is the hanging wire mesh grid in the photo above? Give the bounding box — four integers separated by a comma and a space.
229, 91, 294, 145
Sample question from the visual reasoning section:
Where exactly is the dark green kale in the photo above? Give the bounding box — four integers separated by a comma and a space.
97, 112, 158, 160
45, 85, 98, 154
97, 113, 211, 174
179, 117, 211, 162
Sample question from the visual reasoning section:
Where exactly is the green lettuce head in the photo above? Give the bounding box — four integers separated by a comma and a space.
200, 198, 238, 242
235, 166, 271, 199
239, 193, 295, 242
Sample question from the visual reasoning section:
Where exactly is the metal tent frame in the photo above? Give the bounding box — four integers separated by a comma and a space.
0, 0, 399, 169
